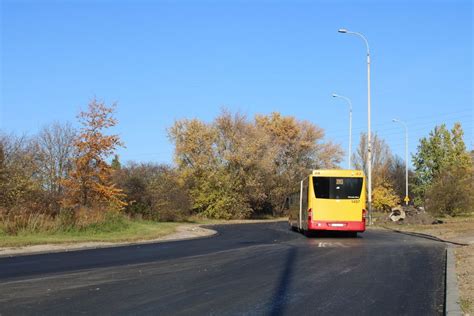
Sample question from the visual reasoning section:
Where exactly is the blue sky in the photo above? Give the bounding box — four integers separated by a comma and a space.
1, 0, 472, 167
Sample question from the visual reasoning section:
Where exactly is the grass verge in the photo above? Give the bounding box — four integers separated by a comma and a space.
0, 220, 180, 248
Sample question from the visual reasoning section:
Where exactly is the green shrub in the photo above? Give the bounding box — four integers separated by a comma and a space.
79, 212, 130, 233
115, 163, 191, 221
55, 208, 76, 231
425, 166, 474, 216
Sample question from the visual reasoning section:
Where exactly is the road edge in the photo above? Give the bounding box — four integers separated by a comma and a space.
378, 225, 469, 246
445, 246, 463, 316
0, 225, 218, 258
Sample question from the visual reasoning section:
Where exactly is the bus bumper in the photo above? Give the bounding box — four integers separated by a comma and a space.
308, 220, 366, 232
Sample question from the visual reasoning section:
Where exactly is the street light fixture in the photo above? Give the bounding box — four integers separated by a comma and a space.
332, 93, 353, 169
338, 28, 372, 225
392, 118, 409, 205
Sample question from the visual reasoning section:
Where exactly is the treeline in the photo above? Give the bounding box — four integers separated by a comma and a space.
0, 100, 129, 234
1, 99, 473, 235
412, 123, 473, 216
351, 123, 473, 216
0, 101, 344, 234
113, 111, 344, 220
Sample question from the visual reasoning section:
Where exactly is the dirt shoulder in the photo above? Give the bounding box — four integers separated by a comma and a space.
378, 216, 474, 315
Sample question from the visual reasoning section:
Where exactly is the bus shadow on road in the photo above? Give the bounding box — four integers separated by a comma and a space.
269, 247, 297, 316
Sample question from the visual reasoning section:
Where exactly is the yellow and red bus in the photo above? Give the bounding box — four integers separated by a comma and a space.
288, 169, 366, 235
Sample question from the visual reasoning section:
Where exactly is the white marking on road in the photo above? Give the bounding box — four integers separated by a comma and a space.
316, 242, 349, 248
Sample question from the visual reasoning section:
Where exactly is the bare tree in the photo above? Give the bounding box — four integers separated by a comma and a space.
389, 155, 415, 202
35, 122, 76, 199
352, 132, 393, 187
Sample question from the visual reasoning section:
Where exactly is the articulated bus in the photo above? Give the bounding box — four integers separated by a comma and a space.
288, 169, 366, 236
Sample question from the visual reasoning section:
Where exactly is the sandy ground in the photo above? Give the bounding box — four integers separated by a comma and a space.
0, 224, 216, 257
380, 217, 474, 315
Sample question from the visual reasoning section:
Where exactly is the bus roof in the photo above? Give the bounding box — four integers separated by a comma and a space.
311, 169, 364, 177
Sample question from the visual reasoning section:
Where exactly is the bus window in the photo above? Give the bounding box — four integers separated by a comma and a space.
313, 177, 363, 199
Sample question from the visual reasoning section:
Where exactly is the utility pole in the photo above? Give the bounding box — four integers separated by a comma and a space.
338, 28, 373, 224
393, 119, 409, 205
332, 93, 353, 169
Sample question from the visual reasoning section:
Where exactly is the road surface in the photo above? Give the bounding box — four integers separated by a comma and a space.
0, 222, 446, 315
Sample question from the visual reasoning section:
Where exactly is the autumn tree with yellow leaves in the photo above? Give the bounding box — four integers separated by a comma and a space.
62, 99, 126, 211
169, 110, 343, 219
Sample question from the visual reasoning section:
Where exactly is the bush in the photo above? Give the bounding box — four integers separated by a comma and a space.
56, 208, 76, 231
78, 211, 129, 233
191, 172, 252, 219
425, 166, 474, 216
116, 163, 191, 221
372, 182, 400, 212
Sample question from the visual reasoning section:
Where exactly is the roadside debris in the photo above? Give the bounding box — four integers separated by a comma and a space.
389, 206, 406, 222
379, 205, 436, 225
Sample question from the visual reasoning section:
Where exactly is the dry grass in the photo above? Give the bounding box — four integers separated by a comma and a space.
0, 219, 180, 248
0, 211, 57, 235
0, 208, 211, 250
382, 216, 474, 242
457, 245, 474, 315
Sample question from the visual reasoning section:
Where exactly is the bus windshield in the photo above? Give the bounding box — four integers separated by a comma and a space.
313, 177, 363, 199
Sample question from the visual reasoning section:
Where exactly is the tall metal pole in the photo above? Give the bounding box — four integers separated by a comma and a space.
338, 28, 372, 225
367, 44, 372, 225
332, 93, 353, 169
405, 126, 408, 205
350, 106, 352, 169
393, 119, 409, 205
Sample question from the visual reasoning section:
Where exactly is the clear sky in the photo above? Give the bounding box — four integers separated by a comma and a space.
1, 0, 472, 167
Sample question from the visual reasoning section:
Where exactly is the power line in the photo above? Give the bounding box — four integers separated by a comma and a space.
329, 119, 472, 139
324, 108, 472, 136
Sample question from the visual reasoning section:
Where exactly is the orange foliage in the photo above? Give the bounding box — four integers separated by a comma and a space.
62, 99, 126, 211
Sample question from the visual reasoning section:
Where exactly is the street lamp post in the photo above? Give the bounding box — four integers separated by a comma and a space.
332, 93, 353, 169
392, 119, 409, 205
338, 28, 373, 225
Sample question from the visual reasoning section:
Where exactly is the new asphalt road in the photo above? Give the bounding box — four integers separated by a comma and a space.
0, 222, 446, 315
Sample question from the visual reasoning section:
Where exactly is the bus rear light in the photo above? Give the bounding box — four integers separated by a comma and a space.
362, 209, 367, 220
308, 208, 312, 221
